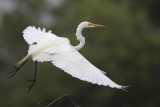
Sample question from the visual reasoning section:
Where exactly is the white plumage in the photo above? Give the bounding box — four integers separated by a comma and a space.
19, 21, 127, 90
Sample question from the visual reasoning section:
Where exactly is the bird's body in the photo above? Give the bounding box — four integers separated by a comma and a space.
10, 21, 127, 91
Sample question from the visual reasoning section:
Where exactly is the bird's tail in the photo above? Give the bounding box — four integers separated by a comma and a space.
17, 39, 55, 67
17, 54, 31, 67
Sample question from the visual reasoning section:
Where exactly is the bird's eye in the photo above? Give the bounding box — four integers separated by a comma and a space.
88, 23, 92, 26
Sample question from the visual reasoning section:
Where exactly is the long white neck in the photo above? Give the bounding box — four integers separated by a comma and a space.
74, 25, 85, 50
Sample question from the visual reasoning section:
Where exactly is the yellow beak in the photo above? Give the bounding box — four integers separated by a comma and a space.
92, 24, 105, 27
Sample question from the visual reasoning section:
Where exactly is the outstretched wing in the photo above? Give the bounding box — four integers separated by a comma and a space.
50, 47, 126, 89
23, 26, 58, 45
23, 26, 60, 62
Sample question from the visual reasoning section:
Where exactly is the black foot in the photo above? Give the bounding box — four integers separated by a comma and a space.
7, 66, 19, 79
26, 79, 36, 92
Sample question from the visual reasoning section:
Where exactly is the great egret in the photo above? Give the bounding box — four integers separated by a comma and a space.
8, 21, 127, 92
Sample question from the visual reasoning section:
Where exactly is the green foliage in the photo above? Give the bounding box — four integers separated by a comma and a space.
0, 0, 160, 107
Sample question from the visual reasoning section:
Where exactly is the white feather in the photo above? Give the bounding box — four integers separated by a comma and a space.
49, 47, 125, 89
26, 34, 124, 88
23, 26, 57, 45
19, 23, 127, 90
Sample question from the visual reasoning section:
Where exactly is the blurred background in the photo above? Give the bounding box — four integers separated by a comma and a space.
0, 0, 160, 107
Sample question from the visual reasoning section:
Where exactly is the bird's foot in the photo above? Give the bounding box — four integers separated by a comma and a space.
26, 79, 36, 92
7, 66, 19, 79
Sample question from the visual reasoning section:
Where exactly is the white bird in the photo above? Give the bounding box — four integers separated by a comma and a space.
9, 21, 127, 92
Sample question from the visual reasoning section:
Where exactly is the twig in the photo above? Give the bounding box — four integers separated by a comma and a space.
45, 94, 79, 107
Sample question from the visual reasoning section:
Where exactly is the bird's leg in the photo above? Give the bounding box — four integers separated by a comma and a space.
27, 60, 38, 92
7, 58, 30, 79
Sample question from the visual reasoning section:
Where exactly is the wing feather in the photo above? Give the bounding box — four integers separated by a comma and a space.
51, 48, 126, 89
23, 26, 60, 62
23, 26, 58, 45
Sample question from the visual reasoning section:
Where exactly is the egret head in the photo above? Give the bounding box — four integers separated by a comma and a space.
79, 21, 105, 28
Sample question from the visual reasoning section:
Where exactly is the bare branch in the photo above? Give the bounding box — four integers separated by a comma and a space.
45, 94, 79, 107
